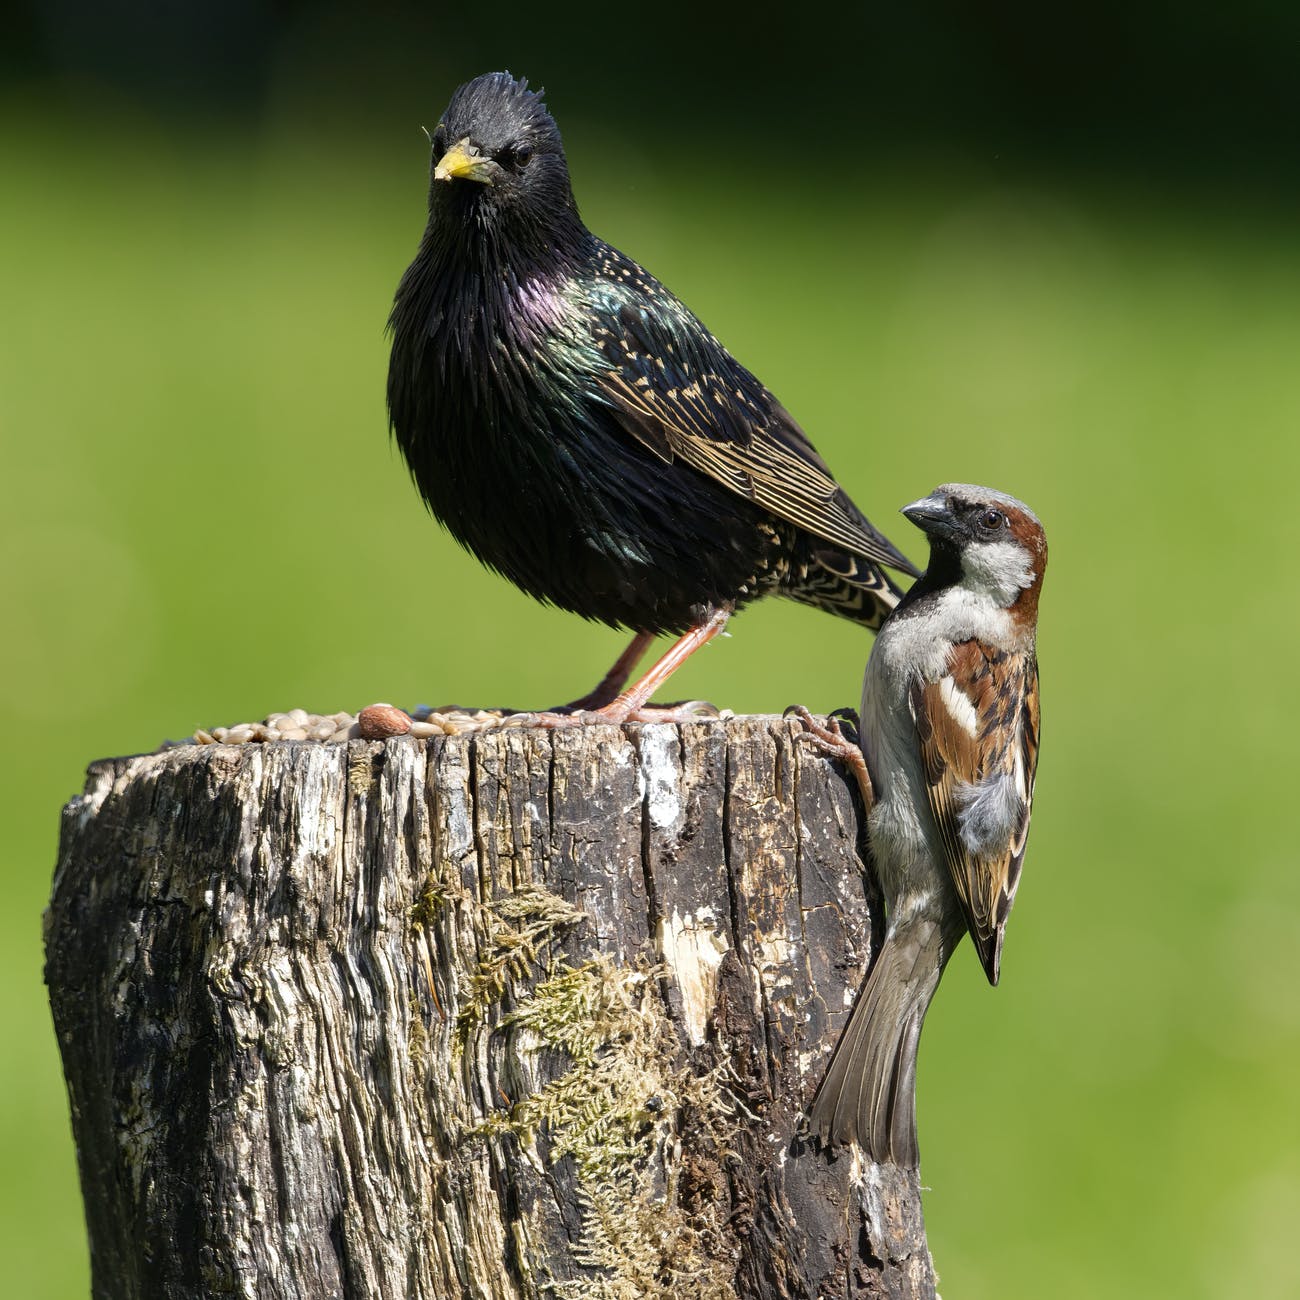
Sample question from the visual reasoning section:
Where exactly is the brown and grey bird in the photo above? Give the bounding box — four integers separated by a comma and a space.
387, 72, 918, 720
797, 484, 1046, 1164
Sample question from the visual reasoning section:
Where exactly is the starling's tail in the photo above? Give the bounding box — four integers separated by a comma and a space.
786, 548, 911, 631
808, 915, 958, 1166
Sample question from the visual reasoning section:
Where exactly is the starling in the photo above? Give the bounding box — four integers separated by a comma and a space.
387, 72, 918, 721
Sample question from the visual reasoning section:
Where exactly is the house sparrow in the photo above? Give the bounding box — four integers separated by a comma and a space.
793, 483, 1046, 1165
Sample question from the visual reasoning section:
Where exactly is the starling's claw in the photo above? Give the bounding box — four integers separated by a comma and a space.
624, 700, 725, 724
460, 699, 727, 732
517, 709, 610, 730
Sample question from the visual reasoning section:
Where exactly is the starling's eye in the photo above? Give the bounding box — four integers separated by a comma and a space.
979, 508, 1006, 531
506, 143, 534, 168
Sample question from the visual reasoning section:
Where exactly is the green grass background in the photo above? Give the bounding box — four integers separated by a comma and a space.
2, 96, 1298, 1299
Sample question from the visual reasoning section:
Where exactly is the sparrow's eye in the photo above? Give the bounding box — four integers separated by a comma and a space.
979, 508, 1006, 531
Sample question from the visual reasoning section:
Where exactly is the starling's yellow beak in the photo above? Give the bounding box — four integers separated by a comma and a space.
434, 139, 493, 184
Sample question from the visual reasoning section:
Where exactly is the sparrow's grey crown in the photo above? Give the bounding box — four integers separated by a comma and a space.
920, 483, 1039, 526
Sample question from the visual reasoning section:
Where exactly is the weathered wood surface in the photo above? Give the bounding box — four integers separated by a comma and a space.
45, 716, 936, 1299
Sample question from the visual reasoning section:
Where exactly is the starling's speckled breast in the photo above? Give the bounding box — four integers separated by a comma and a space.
390, 242, 802, 633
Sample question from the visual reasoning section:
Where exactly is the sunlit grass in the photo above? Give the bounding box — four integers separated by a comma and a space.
2, 105, 1298, 1299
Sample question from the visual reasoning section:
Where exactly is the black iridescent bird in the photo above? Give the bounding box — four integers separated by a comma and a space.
387, 72, 918, 721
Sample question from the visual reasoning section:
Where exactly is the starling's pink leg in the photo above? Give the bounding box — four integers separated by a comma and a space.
521, 608, 730, 730
594, 607, 731, 724
560, 632, 655, 712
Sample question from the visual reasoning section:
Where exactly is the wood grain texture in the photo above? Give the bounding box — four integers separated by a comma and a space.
45, 717, 936, 1299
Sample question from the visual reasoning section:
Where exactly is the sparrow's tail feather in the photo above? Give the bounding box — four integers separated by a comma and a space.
808, 915, 959, 1166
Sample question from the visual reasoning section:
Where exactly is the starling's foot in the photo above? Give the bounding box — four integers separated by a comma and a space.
785, 705, 874, 808
524, 708, 608, 730
519, 699, 725, 729
623, 699, 725, 724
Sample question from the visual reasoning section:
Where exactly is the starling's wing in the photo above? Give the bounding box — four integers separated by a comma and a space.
590, 268, 918, 575
909, 642, 1040, 985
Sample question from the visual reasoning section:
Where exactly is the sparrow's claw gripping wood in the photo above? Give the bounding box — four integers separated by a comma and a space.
785, 704, 874, 809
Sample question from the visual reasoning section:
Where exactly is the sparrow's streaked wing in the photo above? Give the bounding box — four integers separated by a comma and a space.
909, 640, 1041, 984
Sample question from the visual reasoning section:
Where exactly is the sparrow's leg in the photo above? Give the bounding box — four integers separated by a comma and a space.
786, 704, 874, 809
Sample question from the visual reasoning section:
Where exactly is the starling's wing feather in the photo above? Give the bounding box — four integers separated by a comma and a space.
909, 642, 1040, 984
589, 263, 918, 575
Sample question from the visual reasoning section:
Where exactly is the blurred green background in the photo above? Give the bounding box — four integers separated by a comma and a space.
4, 4, 1299, 1296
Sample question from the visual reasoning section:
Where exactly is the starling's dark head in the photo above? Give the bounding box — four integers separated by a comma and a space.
425, 72, 581, 255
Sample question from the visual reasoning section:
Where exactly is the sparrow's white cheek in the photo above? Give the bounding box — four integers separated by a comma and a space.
961, 540, 1033, 605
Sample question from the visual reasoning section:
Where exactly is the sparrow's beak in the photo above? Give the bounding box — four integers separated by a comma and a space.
434, 139, 494, 184
902, 494, 961, 541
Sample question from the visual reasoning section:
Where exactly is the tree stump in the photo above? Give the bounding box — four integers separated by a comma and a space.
45, 716, 936, 1299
